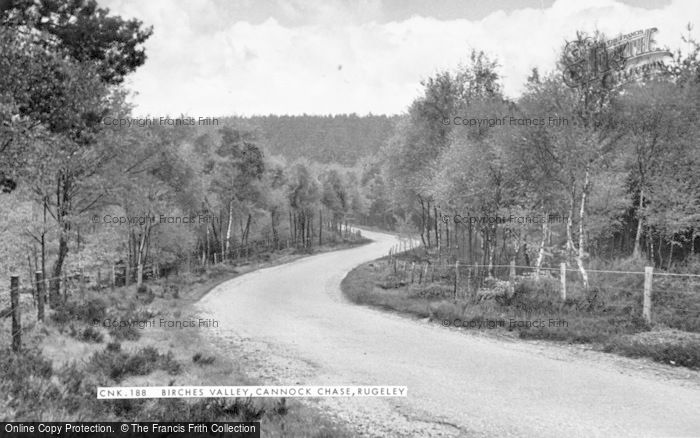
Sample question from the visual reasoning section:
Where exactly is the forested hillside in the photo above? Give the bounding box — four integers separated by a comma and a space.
0, 2, 379, 298
1, 0, 699, 307
218, 115, 397, 165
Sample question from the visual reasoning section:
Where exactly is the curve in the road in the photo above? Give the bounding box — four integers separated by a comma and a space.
198, 229, 700, 437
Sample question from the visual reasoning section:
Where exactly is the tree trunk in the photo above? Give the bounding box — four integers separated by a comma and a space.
483, 226, 494, 277
535, 219, 548, 277
691, 228, 696, 256
445, 215, 450, 249
426, 200, 432, 248
576, 169, 590, 289
418, 197, 427, 247
523, 241, 530, 266
271, 208, 279, 248
49, 174, 71, 307
41, 198, 47, 294
136, 221, 151, 268
434, 205, 439, 251
50, 232, 68, 307
298, 212, 304, 246
243, 213, 251, 245
226, 200, 233, 253
566, 182, 576, 262
205, 226, 210, 265
633, 186, 644, 258
468, 220, 473, 263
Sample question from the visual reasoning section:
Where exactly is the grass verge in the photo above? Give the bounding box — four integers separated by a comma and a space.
341, 256, 700, 370
1, 240, 367, 436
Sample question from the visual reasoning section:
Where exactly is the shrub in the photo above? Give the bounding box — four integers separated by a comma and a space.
109, 398, 148, 419
428, 300, 466, 322
108, 308, 156, 342
54, 363, 110, 414
604, 338, 700, 369
80, 326, 104, 343
109, 323, 141, 341
51, 297, 107, 325
0, 348, 53, 390
136, 286, 155, 304
171, 284, 180, 299
407, 283, 453, 299
508, 277, 560, 313
156, 350, 182, 375
188, 398, 265, 422
139, 397, 265, 422
87, 346, 181, 382
192, 352, 216, 365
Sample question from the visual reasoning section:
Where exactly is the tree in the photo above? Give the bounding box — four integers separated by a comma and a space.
1, 0, 152, 85
287, 162, 319, 247
383, 50, 503, 249
211, 127, 265, 250
0, 2, 151, 302
614, 81, 693, 259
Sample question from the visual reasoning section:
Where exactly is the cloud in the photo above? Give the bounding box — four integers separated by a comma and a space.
100, 0, 700, 116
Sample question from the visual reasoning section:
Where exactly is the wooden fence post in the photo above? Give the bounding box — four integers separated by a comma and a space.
36, 271, 44, 322
410, 262, 415, 284
111, 265, 116, 290
125, 264, 131, 287
11, 275, 21, 352
509, 260, 516, 282
643, 266, 654, 324
454, 260, 459, 300
560, 263, 567, 301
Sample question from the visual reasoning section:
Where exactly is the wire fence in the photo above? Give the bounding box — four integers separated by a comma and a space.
2, 229, 364, 351
387, 242, 700, 331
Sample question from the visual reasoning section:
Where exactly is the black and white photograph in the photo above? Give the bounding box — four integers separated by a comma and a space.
1, 0, 699, 436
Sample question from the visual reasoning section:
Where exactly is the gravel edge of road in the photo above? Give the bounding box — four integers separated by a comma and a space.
340, 257, 700, 390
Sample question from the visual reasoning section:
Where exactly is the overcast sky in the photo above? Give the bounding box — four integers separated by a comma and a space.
99, 0, 699, 116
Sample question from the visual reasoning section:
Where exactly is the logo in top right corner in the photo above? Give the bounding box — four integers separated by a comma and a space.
563, 27, 673, 88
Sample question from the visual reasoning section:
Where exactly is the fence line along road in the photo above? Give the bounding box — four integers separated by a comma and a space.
388, 246, 700, 325
3, 230, 364, 351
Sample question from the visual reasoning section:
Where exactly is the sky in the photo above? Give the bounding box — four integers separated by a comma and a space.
99, 0, 699, 117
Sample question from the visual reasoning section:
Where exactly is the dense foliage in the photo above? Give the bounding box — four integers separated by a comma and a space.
1, 2, 698, 297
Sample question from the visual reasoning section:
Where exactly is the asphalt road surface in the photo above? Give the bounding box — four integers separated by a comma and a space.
198, 229, 700, 437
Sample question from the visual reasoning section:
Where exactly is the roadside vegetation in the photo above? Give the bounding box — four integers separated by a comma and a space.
1, 241, 364, 436
342, 252, 700, 370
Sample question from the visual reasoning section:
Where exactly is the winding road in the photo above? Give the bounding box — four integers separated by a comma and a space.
198, 229, 700, 437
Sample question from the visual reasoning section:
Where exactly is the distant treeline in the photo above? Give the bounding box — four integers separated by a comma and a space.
216, 115, 398, 165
